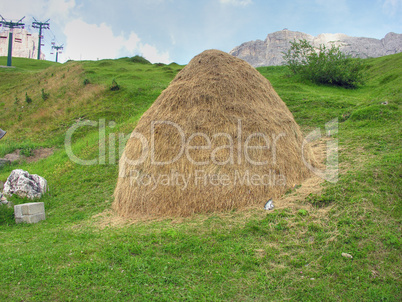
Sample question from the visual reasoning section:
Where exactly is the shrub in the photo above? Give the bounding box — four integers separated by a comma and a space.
20, 147, 33, 157
83, 78, 90, 86
25, 92, 32, 104
129, 55, 151, 64
283, 39, 365, 88
110, 79, 120, 91
41, 89, 50, 101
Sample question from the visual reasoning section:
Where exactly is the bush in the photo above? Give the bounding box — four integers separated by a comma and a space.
129, 55, 151, 64
283, 39, 365, 88
25, 92, 32, 104
110, 79, 120, 91
20, 147, 33, 157
41, 89, 50, 101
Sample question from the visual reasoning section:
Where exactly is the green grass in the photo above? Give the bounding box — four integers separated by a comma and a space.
0, 56, 60, 71
0, 53, 401, 301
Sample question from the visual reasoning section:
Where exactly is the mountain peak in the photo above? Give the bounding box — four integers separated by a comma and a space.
230, 30, 402, 67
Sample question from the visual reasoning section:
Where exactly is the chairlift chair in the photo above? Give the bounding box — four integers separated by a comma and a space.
0, 29, 8, 39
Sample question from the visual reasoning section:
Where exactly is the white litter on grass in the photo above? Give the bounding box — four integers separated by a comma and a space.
342, 253, 353, 259
264, 199, 274, 210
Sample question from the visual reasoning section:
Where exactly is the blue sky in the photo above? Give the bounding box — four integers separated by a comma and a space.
1, 0, 401, 64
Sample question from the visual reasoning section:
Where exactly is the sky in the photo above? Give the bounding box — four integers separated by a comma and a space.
0, 0, 401, 64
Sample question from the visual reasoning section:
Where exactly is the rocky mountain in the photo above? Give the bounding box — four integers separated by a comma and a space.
229, 29, 402, 67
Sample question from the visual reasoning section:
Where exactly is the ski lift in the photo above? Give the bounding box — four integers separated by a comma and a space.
14, 30, 23, 43
41, 43, 45, 46
0, 27, 7, 38
50, 52, 54, 55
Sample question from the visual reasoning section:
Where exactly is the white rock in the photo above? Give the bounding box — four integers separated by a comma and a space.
3, 169, 48, 199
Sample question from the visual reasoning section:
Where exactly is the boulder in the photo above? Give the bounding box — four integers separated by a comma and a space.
3, 169, 48, 199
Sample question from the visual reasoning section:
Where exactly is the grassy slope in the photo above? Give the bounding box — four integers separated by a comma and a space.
0, 54, 400, 301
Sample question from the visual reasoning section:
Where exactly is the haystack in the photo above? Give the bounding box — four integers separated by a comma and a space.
113, 49, 317, 217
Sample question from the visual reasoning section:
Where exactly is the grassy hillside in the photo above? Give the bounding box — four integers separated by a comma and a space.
0, 54, 400, 301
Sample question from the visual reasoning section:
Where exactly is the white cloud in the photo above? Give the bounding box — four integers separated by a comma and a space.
382, 0, 402, 16
123, 32, 141, 52
219, 0, 253, 6
0, 0, 75, 22
140, 44, 170, 63
46, 0, 75, 23
63, 19, 170, 63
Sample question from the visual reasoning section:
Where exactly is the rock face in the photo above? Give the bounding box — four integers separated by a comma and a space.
3, 169, 48, 199
229, 29, 402, 67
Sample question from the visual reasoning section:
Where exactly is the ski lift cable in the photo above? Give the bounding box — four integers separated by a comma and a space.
48, 28, 61, 45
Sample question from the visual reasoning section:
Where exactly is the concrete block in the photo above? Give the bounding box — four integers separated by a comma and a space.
14, 204, 22, 217
14, 202, 46, 224
20, 202, 45, 215
22, 213, 46, 224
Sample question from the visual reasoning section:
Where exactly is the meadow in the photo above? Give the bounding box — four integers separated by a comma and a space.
0, 53, 400, 301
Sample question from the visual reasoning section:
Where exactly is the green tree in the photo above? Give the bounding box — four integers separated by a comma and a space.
283, 39, 365, 88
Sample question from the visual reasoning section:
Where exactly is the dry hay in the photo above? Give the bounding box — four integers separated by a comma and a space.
113, 49, 318, 217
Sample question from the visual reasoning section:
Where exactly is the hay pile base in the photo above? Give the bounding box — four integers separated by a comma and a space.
113, 49, 317, 217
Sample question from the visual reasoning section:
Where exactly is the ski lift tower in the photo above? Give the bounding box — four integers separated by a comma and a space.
32, 18, 49, 60
52, 44, 63, 63
0, 15, 25, 67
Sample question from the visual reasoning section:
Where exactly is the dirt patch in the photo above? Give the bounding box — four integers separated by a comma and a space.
26, 148, 55, 163
3, 151, 20, 162
3, 148, 55, 163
